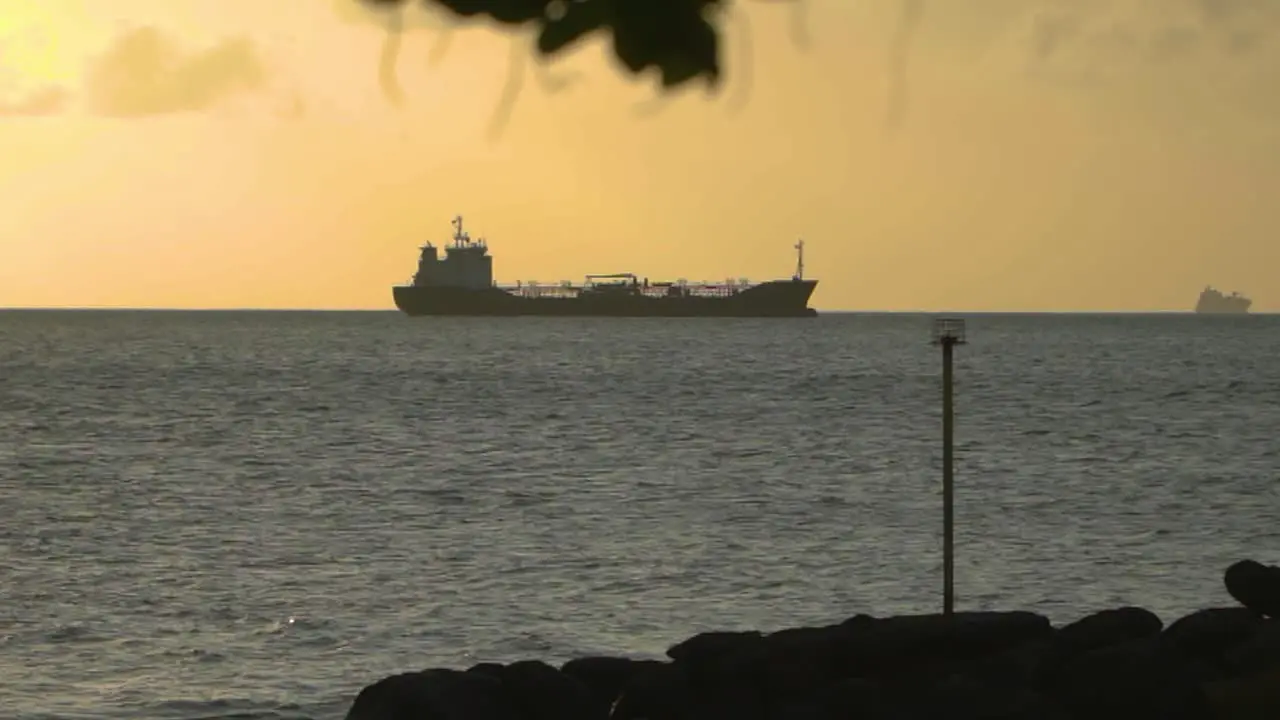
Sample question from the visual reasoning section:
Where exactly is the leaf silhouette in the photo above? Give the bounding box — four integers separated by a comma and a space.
537, 2, 607, 57
359, 0, 731, 89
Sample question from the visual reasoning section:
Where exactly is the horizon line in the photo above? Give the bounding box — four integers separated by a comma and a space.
0, 307, 1271, 315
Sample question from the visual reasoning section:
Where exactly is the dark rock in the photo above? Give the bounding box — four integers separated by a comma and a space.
1223, 619, 1280, 675
877, 673, 1072, 720
1055, 606, 1164, 655
660, 629, 772, 718
1163, 607, 1264, 671
642, 621, 868, 718
345, 596, 1280, 720
765, 677, 881, 720
345, 668, 518, 720
665, 629, 764, 667
968, 638, 1056, 689
559, 656, 641, 716
843, 611, 1054, 681
494, 659, 595, 720
1047, 636, 1215, 720
651, 612, 1053, 716
465, 662, 507, 681
345, 661, 597, 720
1031, 606, 1165, 687
758, 623, 854, 699
610, 654, 773, 720
1202, 665, 1280, 720
610, 661, 691, 720
1224, 560, 1280, 618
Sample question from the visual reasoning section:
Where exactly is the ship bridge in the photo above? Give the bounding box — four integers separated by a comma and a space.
411, 215, 494, 289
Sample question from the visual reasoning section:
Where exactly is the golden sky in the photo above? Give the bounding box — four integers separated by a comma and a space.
1, 0, 1277, 311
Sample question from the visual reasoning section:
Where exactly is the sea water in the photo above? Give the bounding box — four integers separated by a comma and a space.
1, 310, 1277, 719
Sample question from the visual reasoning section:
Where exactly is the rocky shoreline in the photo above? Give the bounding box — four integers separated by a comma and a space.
345, 559, 1280, 719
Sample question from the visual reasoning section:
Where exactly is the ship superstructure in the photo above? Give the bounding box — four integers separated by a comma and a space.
1195, 286, 1252, 314
411, 215, 494, 290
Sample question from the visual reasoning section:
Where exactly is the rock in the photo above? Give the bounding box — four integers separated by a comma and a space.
1027, 606, 1165, 687
559, 656, 643, 716
666, 629, 764, 663
842, 611, 1054, 681
344, 668, 518, 720
1163, 607, 1265, 674
664, 629, 766, 691
1223, 619, 1280, 675
882, 673, 1072, 720
494, 659, 595, 720
967, 637, 1055, 690
1055, 607, 1164, 655
647, 611, 1054, 717
1202, 665, 1280, 720
344, 661, 597, 720
343, 591, 1280, 720
765, 677, 881, 720
1047, 636, 1215, 720
609, 661, 693, 720
1224, 560, 1280, 618
466, 662, 507, 681
758, 623, 856, 700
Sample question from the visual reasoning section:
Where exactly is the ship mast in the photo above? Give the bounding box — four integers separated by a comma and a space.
452, 215, 466, 246
793, 239, 805, 281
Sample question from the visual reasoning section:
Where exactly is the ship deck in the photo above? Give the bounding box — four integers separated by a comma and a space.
493, 282, 758, 300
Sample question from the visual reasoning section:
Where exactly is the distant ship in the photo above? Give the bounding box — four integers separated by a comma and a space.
391, 216, 819, 317
1195, 286, 1252, 314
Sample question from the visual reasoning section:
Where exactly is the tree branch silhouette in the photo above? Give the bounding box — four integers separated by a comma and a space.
362, 0, 730, 90
360, 0, 809, 136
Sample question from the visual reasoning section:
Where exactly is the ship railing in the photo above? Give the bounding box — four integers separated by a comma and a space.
672, 285, 754, 297
681, 282, 752, 297
496, 282, 581, 299
639, 284, 748, 298
493, 280, 755, 298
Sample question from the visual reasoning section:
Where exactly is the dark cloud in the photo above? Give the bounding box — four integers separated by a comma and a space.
0, 85, 69, 117
1029, 10, 1081, 62
1192, 0, 1272, 25
886, 0, 926, 132
1025, 0, 1280, 67
378, 6, 406, 107
83, 26, 266, 117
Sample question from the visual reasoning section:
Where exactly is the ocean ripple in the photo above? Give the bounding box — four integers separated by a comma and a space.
0, 311, 1276, 719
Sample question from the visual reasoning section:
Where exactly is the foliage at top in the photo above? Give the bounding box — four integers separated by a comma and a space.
360, 0, 730, 90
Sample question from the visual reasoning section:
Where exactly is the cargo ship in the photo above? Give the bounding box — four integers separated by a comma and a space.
392, 216, 819, 317
1195, 286, 1251, 314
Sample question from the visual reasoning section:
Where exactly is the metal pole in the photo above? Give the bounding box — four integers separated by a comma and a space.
942, 337, 954, 617
931, 317, 965, 618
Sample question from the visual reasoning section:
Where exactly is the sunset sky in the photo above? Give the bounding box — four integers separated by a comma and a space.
2, 0, 1277, 311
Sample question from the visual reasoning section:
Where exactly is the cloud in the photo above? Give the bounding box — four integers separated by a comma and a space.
1021, 0, 1280, 69
83, 26, 266, 117
0, 85, 69, 117
886, 0, 926, 132
0, 36, 69, 117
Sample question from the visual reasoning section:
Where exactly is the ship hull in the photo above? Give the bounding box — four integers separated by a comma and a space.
393, 279, 819, 317
1195, 300, 1251, 314
1195, 307, 1251, 315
